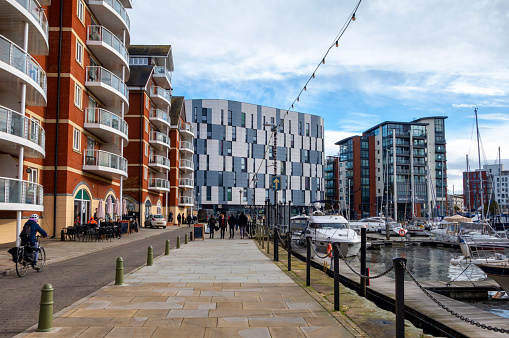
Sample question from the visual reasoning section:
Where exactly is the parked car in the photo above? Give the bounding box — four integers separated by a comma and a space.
145, 214, 166, 228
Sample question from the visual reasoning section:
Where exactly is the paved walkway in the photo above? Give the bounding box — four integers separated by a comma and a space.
0, 226, 183, 275
20, 237, 363, 337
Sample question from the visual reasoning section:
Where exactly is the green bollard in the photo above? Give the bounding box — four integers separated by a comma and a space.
185, 233, 188, 244
165, 240, 170, 255
147, 246, 153, 266
177, 236, 181, 249
115, 257, 124, 285
36, 284, 54, 332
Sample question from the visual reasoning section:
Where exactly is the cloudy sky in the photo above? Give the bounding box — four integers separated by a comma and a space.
130, 0, 509, 193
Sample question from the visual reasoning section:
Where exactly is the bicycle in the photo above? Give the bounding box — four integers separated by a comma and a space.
15, 236, 46, 277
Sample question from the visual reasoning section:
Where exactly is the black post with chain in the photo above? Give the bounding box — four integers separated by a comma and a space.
287, 231, 291, 271
393, 257, 407, 338
333, 243, 340, 311
274, 228, 278, 261
360, 226, 367, 297
306, 236, 311, 287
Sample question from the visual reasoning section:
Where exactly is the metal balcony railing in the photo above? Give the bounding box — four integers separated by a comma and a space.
0, 106, 45, 149
85, 108, 128, 136
150, 85, 171, 102
154, 66, 171, 82
179, 196, 194, 205
87, 25, 128, 61
98, 0, 130, 29
179, 178, 194, 187
180, 140, 193, 151
0, 35, 47, 92
180, 122, 194, 134
83, 149, 127, 172
149, 131, 171, 147
86, 66, 128, 98
0, 177, 43, 206
180, 159, 193, 169
149, 108, 170, 124
149, 178, 170, 190
149, 155, 170, 168
15, 0, 49, 38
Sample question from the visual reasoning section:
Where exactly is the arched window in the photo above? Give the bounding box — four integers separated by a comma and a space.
74, 189, 91, 226
145, 200, 152, 217
157, 201, 162, 215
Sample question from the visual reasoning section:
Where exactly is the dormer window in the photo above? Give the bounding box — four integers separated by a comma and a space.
129, 57, 148, 65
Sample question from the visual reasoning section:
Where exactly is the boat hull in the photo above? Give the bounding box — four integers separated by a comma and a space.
310, 239, 361, 258
476, 263, 509, 293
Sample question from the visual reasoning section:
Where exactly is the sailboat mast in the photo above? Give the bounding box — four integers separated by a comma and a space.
466, 155, 471, 214
475, 108, 485, 221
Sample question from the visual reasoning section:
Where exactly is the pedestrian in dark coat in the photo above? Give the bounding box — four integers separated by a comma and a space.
186, 214, 192, 227
207, 215, 216, 238
227, 214, 237, 239
218, 213, 227, 239
238, 212, 248, 239
177, 213, 181, 226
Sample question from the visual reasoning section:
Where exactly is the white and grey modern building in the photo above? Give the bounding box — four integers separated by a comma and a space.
185, 99, 325, 211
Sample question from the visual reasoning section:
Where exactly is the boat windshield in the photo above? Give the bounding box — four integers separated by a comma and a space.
311, 223, 347, 230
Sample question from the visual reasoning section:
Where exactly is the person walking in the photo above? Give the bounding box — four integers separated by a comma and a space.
186, 214, 192, 227
238, 212, 248, 239
207, 215, 216, 239
218, 213, 227, 239
228, 213, 237, 239
177, 213, 181, 226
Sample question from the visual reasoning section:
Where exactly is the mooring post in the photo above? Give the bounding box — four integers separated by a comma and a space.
115, 257, 124, 285
147, 246, 153, 266
393, 257, 407, 338
36, 284, 54, 332
360, 225, 367, 297
165, 240, 170, 255
287, 231, 292, 271
274, 228, 278, 261
177, 236, 181, 249
185, 233, 188, 244
266, 223, 270, 255
333, 243, 340, 311
306, 236, 311, 287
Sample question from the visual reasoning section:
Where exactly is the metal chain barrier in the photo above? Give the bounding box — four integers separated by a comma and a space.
309, 242, 330, 259
401, 261, 509, 334
335, 243, 394, 280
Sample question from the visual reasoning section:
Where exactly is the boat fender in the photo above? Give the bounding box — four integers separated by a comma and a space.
326, 243, 332, 257
399, 228, 407, 236
450, 256, 464, 266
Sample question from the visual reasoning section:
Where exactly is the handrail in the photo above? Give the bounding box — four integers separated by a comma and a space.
0, 35, 47, 92
149, 155, 170, 168
0, 105, 45, 149
149, 131, 170, 146
86, 66, 128, 98
180, 122, 194, 134
179, 196, 194, 204
179, 178, 194, 187
83, 149, 127, 172
15, 0, 49, 38
98, 0, 130, 30
87, 25, 128, 62
149, 108, 170, 124
150, 85, 171, 102
85, 108, 128, 136
0, 176, 43, 206
149, 178, 169, 189
180, 159, 193, 168
180, 140, 193, 151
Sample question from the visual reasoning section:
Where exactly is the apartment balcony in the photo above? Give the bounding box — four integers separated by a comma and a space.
149, 85, 171, 110
118, 0, 131, 8
84, 108, 128, 146
179, 121, 193, 136
0, 35, 47, 106
0, 0, 49, 55
153, 66, 172, 89
0, 177, 43, 211
86, 0, 130, 45
148, 155, 170, 172
0, 105, 45, 158
86, 26, 129, 78
180, 140, 193, 155
179, 178, 194, 189
83, 149, 128, 180
149, 131, 170, 151
178, 196, 194, 207
179, 159, 194, 172
148, 178, 170, 192
149, 108, 170, 130
85, 66, 128, 110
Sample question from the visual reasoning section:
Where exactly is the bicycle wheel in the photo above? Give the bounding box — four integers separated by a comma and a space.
16, 247, 29, 277
36, 247, 46, 272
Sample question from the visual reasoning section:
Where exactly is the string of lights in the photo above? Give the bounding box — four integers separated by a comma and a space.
248, 0, 363, 191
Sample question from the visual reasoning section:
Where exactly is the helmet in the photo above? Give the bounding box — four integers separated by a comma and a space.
30, 214, 39, 221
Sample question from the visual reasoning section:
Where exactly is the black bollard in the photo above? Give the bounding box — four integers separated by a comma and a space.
360, 225, 367, 297
287, 231, 292, 271
306, 236, 311, 287
333, 243, 340, 311
274, 228, 278, 261
190, 231, 193, 241
393, 257, 407, 338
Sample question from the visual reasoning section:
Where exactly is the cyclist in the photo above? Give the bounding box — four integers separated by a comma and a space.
20, 214, 48, 270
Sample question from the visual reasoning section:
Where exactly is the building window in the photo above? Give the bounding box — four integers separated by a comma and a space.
253, 130, 257, 144
207, 125, 212, 139
289, 121, 292, 134
227, 141, 232, 156
221, 109, 224, 124
77, 0, 84, 22
145, 120, 149, 133
227, 187, 232, 201
145, 143, 148, 156
144, 167, 148, 180
129, 58, 148, 65
306, 123, 310, 136
219, 172, 223, 186
76, 40, 83, 65
291, 134, 294, 148
73, 128, 80, 151
193, 107, 197, 122
228, 110, 232, 126
232, 126, 236, 141
241, 158, 246, 172
74, 83, 82, 109
28, 168, 38, 184
299, 122, 302, 135
206, 186, 212, 201
251, 114, 254, 129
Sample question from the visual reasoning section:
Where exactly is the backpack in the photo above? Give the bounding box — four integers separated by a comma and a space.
20, 222, 31, 241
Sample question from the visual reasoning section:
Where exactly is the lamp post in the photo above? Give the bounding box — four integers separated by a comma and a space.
264, 122, 278, 206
